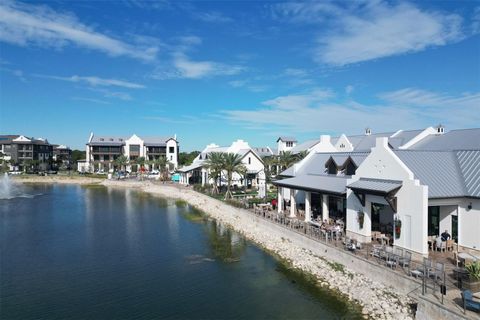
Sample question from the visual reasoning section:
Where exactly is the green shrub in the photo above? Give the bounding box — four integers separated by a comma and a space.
466, 261, 480, 280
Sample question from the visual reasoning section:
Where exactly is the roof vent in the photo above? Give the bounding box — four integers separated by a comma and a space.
436, 124, 445, 135
365, 128, 372, 136
100, 138, 104, 141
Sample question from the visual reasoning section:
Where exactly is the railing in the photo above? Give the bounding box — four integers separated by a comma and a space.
249, 206, 466, 312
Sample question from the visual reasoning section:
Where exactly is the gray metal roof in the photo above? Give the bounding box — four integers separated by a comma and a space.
253, 147, 274, 158
89, 136, 127, 146
298, 152, 370, 176
279, 166, 295, 177
348, 178, 402, 194
274, 174, 347, 195
389, 129, 424, 148
277, 136, 297, 142
290, 139, 318, 154
394, 150, 468, 199
142, 136, 173, 146
178, 162, 203, 173
456, 150, 480, 197
409, 128, 480, 151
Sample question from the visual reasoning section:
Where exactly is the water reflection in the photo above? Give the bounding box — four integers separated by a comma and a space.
205, 220, 247, 263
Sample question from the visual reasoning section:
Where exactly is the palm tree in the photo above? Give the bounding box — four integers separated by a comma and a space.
296, 150, 308, 161
114, 155, 128, 172
204, 152, 224, 194
222, 153, 246, 200
278, 151, 297, 171
155, 156, 169, 182
136, 156, 146, 173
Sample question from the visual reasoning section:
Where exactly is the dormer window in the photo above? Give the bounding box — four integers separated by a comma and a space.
343, 157, 357, 176
437, 124, 445, 134
199, 154, 202, 160
100, 138, 104, 141
205, 154, 208, 159
327, 161, 337, 174
109, 138, 114, 141
119, 138, 123, 141
340, 143, 345, 148
286, 141, 293, 147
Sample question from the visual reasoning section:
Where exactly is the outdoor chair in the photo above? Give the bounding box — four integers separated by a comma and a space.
393, 247, 404, 258
370, 245, 383, 258
430, 262, 445, 282
446, 239, 454, 251
386, 254, 399, 269
436, 238, 446, 252
399, 251, 412, 269
462, 290, 480, 312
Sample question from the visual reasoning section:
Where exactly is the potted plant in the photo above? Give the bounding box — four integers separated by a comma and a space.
357, 211, 364, 229
394, 218, 402, 239
463, 261, 480, 292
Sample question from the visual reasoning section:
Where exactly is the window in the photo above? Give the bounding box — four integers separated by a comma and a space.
129, 145, 140, 153
248, 157, 251, 164
340, 143, 345, 148
327, 161, 337, 174
100, 138, 104, 141
286, 141, 293, 147
169, 146, 174, 153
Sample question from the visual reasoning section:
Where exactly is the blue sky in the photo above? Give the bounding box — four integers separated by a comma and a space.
0, 0, 479, 151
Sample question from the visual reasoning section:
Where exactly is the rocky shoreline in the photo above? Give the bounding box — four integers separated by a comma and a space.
101, 180, 415, 320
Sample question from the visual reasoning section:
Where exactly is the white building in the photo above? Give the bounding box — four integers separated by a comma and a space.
83, 133, 179, 173
274, 127, 480, 258
277, 137, 297, 154
178, 139, 266, 191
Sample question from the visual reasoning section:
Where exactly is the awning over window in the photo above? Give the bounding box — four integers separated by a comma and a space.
347, 178, 402, 195
273, 174, 347, 195
347, 178, 402, 212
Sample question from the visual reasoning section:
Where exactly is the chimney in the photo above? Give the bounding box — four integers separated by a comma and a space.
365, 127, 372, 136
436, 124, 445, 135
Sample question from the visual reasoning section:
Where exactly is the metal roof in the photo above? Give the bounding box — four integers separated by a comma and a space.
89, 136, 127, 146
456, 150, 480, 197
253, 147, 274, 157
290, 139, 318, 154
348, 178, 402, 194
409, 128, 480, 151
142, 136, 173, 146
274, 174, 347, 195
178, 162, 203, 173
394, 150, 468, 198
277, 136, 297, 142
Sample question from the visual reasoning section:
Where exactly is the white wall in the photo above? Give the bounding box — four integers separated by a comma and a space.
166, 139, 178, 169
334, 134, 354, 152
458, 199, 480, 251
346, 137, 429, 256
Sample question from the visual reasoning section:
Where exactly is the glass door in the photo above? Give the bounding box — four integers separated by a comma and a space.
428, 206, 440, 236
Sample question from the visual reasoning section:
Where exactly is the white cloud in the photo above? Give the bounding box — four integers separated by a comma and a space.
221, 87, 480, 134
0, 0, 158, 61
379, 88, 480, 109
36, 74, 145, 89
274, 1, 465, 66
193, 11, 232, 23
152, 53, 245, 79
345, 85, 354, 95
71, 97, 110, 105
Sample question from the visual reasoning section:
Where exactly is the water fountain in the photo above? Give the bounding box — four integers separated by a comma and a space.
0, 173, 30, 200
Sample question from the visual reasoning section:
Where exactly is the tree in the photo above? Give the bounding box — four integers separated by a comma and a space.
154, 156, 170, 182
114, 155, 128, 172
205, 152, 224, 194
296, 150, 308, 161
262, 155, 277, 184
278, 151, 297, 171
71, 150, 86, 170
222, 153, 246, 200
179, 151, 201, 166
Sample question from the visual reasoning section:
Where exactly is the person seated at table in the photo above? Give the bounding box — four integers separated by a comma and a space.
441, 230, 451, 241
271, 198, 277, 210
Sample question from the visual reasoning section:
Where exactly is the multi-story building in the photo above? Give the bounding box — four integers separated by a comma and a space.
81, 133, 179, 173
52, 145, 73, 169
0, 135, 53, 171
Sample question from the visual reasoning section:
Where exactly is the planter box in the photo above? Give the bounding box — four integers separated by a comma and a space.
462, 279, 480, 293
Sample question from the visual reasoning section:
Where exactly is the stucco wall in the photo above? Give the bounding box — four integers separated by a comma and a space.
458, 199, 480, 251
346, 137, 429, 256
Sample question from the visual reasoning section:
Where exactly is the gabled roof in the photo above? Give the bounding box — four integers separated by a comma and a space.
394, 150, 469, 199
408, 128, 480, 151
290, 139, 318, 154
89, 136, 127, 146
277, 136, 297, 142
178, 162, 203, 173
142, 136, 173, 147
456, 150, 480, 198
253, 147, 274, 158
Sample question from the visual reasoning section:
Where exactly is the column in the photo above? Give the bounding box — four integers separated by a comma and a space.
278, 187, 283, 213
201, 170, 206, 186
290, 189, 296, 218
322, 194, 329, 222
305, 191, 311, 222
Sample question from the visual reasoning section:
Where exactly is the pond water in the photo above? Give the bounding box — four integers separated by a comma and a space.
0, 184, 361, 319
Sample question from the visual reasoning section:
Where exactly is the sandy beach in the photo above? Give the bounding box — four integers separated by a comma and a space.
11, 174, 104, 185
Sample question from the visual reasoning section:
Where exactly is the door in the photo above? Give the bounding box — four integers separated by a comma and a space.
428, 206, 440, 236
452, 215, 458, 242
